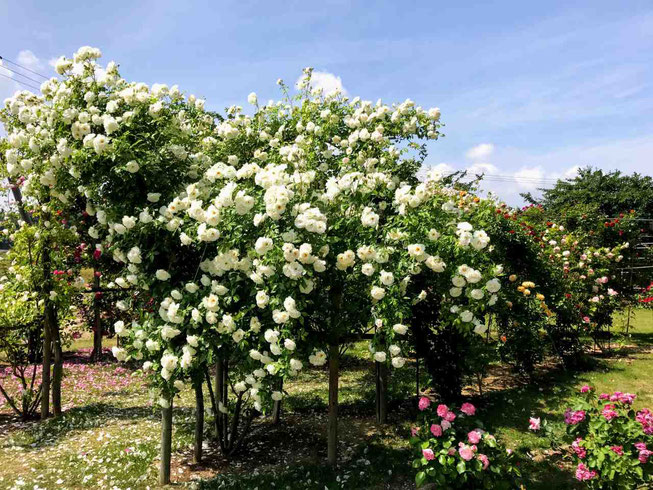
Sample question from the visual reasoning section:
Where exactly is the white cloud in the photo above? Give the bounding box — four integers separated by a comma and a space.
16, 50, 43, 71
513, 166, 545, 190
0, 60, 21, 107
48, 57, 60, 69
466, 162, 498, 176
296, 70, 346, 95
465, 143, 494, 161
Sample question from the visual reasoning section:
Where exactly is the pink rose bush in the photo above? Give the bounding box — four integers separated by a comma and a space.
411, 399, 520, 488
564, 386, 653, 488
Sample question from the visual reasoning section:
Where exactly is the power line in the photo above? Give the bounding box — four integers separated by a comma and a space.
0, 55, 49, 80
441, 171, 566, 185
0, 64, 45, 86
0, 71, 40, 92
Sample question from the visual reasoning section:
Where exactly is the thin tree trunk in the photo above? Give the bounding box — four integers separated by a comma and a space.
41, 318, 51, 420
214, 356, 226, 451
193, 381, 204, 464
272, 379, 283, 425
8, 179, 32, 225
327, 341, 339, 466
51, 308, 62, 417
91, 273, 103, 362
375, 361, 388, 424
159, 398, 173, 485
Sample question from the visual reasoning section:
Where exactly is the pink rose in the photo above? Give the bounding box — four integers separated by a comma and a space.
441, 419, 452, 431
430, 424, 443, 437
610, 445, 623, 456
418, 396, 431, 411
445, 411, 456, 422
602, 404, 618, 421
580, 385, 591, 393
575, 463, 598, 481
422, 448, 435, 461
528, 417, 541, 431
460, 402, 476, 416
477, 453, 490, 470
468, 430, 482, 444
411, 427, 420, 437
459, 444, 475, 461
572, 438, 586, 459
436, 404, 448, 417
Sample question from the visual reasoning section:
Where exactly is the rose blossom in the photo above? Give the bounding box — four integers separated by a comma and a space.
418, 396, 431, 411
430, 424, 443, 437
436, 404, 448, 417
477, 453, 490, 470
528, 417, 541, 431
422, 448, 435, 461
575, 463, 598, 481
468, 430, 482, 444
460, 402, 476, 416
572, 438, 586, 459
458, 444, 475, 461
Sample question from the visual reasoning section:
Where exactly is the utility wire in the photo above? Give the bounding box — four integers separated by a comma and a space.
0, 64, 44, 86
0, 71, 40, 91
0, 54, 49, 80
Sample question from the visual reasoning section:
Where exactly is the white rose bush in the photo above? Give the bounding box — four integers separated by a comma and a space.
1, 48, 510, 483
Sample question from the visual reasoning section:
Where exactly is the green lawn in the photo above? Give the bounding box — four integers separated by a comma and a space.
0, 309, 651, 489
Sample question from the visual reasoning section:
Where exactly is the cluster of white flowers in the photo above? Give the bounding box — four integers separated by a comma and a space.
1, 47, 507, 416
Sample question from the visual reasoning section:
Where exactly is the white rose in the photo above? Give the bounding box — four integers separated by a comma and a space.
373, 351, 387, 362
156, 269, 171, 281
125, 160, 139, 173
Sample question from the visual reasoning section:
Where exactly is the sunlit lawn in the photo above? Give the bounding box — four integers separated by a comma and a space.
0, 310, 651, 489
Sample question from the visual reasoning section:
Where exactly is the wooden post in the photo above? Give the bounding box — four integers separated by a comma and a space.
375, 361, 388, 424
193, 381, 204, 464
159, 398, 173, 485
327, 342, 339, 466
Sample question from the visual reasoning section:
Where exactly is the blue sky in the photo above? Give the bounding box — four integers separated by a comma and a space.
1, 0, 652, 203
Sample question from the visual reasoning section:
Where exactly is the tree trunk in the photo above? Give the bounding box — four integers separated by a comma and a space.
51, 307, 62, 417
40, 244, 52, 421
91, 273, 103, 362
327, 342, 339, 466
8, 179, 32, 225
272, 379, 283, 425
193, 381, 204, 464
375, 361, 388, 424
159, 398, 173, 485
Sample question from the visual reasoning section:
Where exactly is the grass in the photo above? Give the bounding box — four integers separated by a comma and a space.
0, 309, 651, 489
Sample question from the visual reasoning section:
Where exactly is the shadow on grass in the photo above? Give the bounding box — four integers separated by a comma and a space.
3, 403, 194, 450
198, 439, 413, 490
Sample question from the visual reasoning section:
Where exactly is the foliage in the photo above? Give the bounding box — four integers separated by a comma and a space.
522, 166, 653, 220
564, 386, 653, 488
410, 398, 520, 488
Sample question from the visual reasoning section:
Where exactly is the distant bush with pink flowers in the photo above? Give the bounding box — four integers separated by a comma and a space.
410, 397, 520, 488
564, 386, 653, 488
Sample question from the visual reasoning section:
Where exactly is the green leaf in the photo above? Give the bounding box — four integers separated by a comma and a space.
415, 471, 426, 487
456, 461, 466, 474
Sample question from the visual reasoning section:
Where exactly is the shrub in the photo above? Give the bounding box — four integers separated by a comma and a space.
564, 386, 653, 488
410, 398, 520, 488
